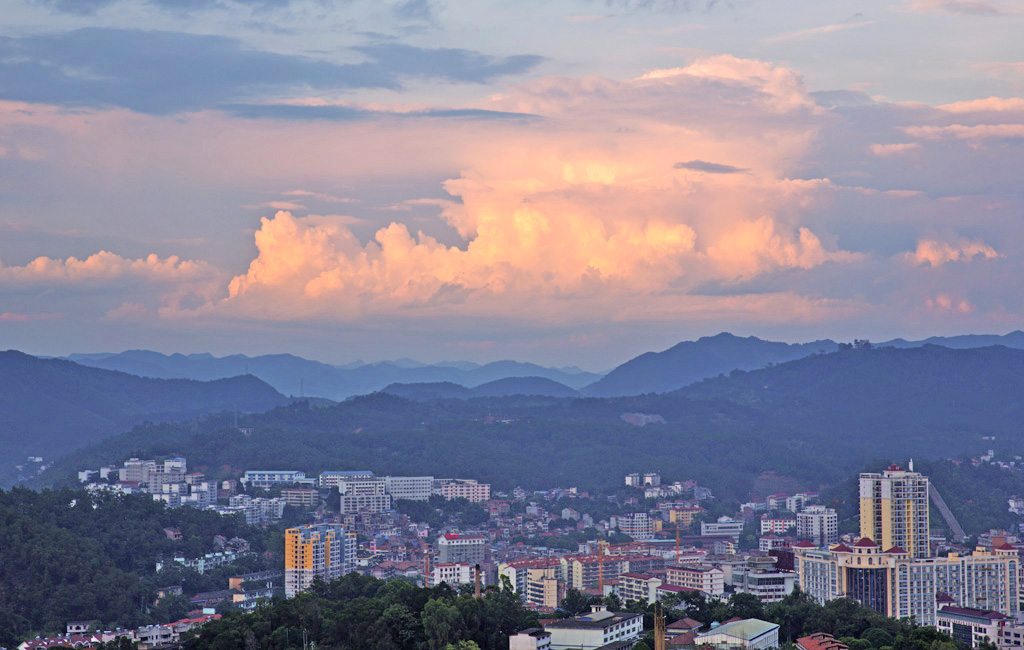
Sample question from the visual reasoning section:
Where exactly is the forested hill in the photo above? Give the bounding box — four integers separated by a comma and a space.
584, 332, 838, 396
0, 351, 287, 485
38, 345, 1024, 504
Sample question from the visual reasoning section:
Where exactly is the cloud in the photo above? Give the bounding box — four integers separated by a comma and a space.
219, 103, 539, 121
926, 293, 975, 313
674, 160, 749, 174
0, 312, 61, 322
937, 97, 1024, 113
903, 123, 1024, 140
762, 20, 874, 45
283, 190, 358, 203
0, 29, 544, 115
35, 0, 310, 15
909, 238, 999, 267
869, 143, 921, 156
905, 0, 1014, 14
244, 201, 308, 210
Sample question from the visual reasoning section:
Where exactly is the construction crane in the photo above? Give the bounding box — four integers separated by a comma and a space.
654, 601, 666, 650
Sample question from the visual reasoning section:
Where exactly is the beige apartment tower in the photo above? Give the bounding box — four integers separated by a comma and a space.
859, 463, 930, 558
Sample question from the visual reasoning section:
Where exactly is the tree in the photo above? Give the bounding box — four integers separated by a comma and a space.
422, 598, 466, 650
443, 642, 481, 650
603, 593, 622, 611
728, 593, 766, 621
560, 588, 595, 616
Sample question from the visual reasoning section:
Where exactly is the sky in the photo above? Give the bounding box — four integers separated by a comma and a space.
1, 0, 1023, 369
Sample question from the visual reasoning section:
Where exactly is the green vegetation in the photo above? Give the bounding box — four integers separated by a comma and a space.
0, 350, 287, 486
183, 573, 539, 650
0, 488, 278, 646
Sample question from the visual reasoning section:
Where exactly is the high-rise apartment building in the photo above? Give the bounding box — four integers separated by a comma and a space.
859, 464, 930, 558
284, 523, 357, 597
797, 505, 838, 547
438, 533, 487, 565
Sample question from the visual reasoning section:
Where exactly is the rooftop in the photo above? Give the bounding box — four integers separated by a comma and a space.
697, 618, 779, 642
546, 611, 642, 630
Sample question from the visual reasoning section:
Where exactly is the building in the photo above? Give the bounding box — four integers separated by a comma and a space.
665, 565, 725, 596
281, 488, 318, 508
284, 523, 357, 597
669, 506, 705, 528
545, 607, 643, 650
434, 479, 491, 503
510, 629, 552, 650
794, 540, 1019, 626
618, 572, 665, 604
859, 464, 930, 558
625, 473, 641, 487
702, 517, 743, 542
338, 493, 392, 514
499, 558, 563, 594
243, 470, 307, 488
732, 564, 797, 603
797, 506, 838, 547
935, 605, 1010, 648
561, 554, 665, 590
759, 537, 789, 552
438, 533, 487, 565
319, 470, 375, 488
615, 512, 654, 541
695, 618, 780, 650
761, 517, 796, 536
432, 563, 484, 588
643, 473, 661, 487
796, 633, 848, 650
384, 475, 434, 501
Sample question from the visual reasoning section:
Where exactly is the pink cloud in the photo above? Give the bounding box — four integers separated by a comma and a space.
902, 123, 1024, 140
870, 143, 921, 156
905, 0, 1015, 14
908, 238, 999, 267
0, 312, 61, 322
938, 97, 1024, 113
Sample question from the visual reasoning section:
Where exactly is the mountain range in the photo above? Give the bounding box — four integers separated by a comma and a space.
0, 351, 287, 486
64, 350, 602, 400
62, 331, 1024, 400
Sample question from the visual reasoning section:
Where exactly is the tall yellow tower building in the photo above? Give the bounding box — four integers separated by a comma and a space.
284, 523, 357, 597
859, 463, 930, 558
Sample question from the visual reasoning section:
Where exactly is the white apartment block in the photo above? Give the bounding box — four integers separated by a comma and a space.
432, 563, 484, 587
384, 475, 434, 501
434, 479, 491, 503
545, 609, 643, 650
760, 517, 796, 535
438, 533, 487, 564
614, 512, 654, 541
797, 505, 838, 546
319, 470, 376, 488
702, 517, 744, 541
243, 470, 308, 488
665, 565, 725, 595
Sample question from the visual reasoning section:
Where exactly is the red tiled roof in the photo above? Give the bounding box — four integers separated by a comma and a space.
792, 540, 816, 548
884, 546, 907, 554
995, 543, 1017, 551
668, 617, 703, 630
831, 543, 853, 552
854, 537, 877, 547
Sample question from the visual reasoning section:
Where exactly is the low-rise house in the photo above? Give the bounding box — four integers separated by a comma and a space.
695, 618, 780, 650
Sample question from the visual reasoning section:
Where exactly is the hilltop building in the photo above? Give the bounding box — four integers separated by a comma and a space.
284, 523, 357, 597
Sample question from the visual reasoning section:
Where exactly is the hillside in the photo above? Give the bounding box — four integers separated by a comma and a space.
0, 351, 287, 486
384, 376, 580, 400
67, 350, 603, 399
39, 345, 1024, 506
585, 332, 838, 396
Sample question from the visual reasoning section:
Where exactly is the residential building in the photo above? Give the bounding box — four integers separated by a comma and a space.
665, 565, 725, 595
319, 470, 376, 488
499, 558, 563, 595
618, 572, 665, 604
760, 517, 796, 536
859, 464, 930, 558
732, 565, 797, 603
432, 563, 484, 588
643, 473, 661, 487
525, 573, 564, 609
510, 629, 553, 650
797, 506, 838, 547
793, 539, 1019, 626
614, 512, 654, 540
695, 618, 780, 650
284, 523, 357, 597
338, 493, 392, 514
759, 537, 789, 552
281, 488, 318, 508
438, 533, 487, 564
669, 506, 705, 528
935, 605, 1009, 648
561, 554, 665, 590
433, 479, 491, 502
243, 470, 307, 488
545, 607, 643, 650
384, 475, 434, 501
625, 473, 641, 487
702, 517, 743, 542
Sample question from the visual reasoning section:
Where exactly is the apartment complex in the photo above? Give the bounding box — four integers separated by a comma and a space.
859, 464, 930, 558
797, 505, 839, 547
433, 478, 492, 503
794, 540, 1019, 625
432, 563, 485, 588
243, 470, 309, 488
665, 565, 725, 596
284, 523, 357, 597
384, 476, 434, 501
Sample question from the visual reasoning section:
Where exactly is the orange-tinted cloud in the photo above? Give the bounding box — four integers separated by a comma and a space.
908, 238, 999, 267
